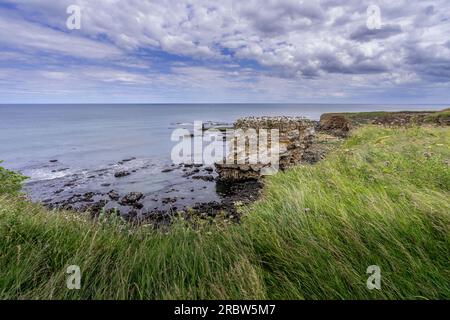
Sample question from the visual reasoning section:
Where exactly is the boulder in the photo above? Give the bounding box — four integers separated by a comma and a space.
119, 192, 144, 206
192, 175, 215, 182
114, 170, 130, 178
107, 190, 120, 201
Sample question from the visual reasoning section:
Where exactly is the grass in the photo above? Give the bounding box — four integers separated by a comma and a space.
424, 109, 450, 124
0, 125, 449, 300
321, 108, 450, 126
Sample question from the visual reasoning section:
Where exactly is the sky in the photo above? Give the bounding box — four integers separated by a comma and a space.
0, 0, 449, 104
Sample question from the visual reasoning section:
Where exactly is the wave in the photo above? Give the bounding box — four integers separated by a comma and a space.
24, 168, 73, 182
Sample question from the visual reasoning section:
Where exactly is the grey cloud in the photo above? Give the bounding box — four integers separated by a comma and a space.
406, 43, 450, 82
350, 25, 403, 42
317, 51, 388, 75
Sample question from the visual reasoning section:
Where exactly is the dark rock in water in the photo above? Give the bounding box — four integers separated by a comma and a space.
49, 159, 58, 163
54, 189, 64, 194
114, 171, 130, 178
83, 192, 94, 200
182, 168, 200, 177
120, 192, 144, 206
107, 190, 120, 201
183, 163, 202, 168
204, 167, 214, 173
192, 175, 215, 182
161, 168, 174, 173
118, 157, 136, 165
133, 202, 144, 209
162, 197, 177, 204
101, 183, 111, 187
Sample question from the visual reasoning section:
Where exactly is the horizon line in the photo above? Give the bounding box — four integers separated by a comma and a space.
1, 103, 449, 106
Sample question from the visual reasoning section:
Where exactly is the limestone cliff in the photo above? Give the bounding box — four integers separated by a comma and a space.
215, 117, 315, 182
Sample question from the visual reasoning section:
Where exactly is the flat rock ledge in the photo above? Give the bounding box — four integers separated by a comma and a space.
215, 117, 316, 182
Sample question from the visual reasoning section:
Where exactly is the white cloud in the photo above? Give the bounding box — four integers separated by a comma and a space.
1, 0, 450, 102
0, 10, 123, 60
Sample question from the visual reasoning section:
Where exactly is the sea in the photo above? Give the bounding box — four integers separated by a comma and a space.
0, 104, 444, 212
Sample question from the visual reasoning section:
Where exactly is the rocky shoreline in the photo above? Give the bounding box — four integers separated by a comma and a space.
34, 109, 449, 226
42, 158, 267, 225
38, 117, 340, 226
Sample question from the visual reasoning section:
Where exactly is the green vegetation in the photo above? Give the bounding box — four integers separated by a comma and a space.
424, 109, 450, 125
0, 161, 27, 195
0, 125, 449, 299
321, 108, 450, 126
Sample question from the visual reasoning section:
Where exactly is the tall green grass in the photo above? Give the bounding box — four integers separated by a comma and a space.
0, 125, 449, 299
244, 126, 450, 299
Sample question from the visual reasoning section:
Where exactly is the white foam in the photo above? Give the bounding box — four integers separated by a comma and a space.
25, 168, 72, 182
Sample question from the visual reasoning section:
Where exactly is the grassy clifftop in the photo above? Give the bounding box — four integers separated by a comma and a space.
0, 125, 449, 299
320, 108, 450, 126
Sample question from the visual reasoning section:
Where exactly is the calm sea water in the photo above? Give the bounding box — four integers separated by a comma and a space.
0, 104, 444, 209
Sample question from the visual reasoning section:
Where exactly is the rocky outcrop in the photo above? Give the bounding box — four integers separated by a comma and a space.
107, 190, 120, 201
215, 117, 315, 182
319, 115, 351, 137
119, 192, 144, 207
114, 170, 130, 178
320, 109, 450, 130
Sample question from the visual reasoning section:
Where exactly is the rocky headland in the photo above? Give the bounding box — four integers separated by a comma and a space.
38, 109, 449, 226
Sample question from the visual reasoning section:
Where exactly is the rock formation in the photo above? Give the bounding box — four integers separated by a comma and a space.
215, 117, 315, 182
319, 115, 351, 137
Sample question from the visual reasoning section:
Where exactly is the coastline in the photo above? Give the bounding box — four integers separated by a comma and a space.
1, 113, 449, 299
19, 108, 449, 226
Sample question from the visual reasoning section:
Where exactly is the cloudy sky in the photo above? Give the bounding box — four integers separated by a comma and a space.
0, 0, 449, 103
